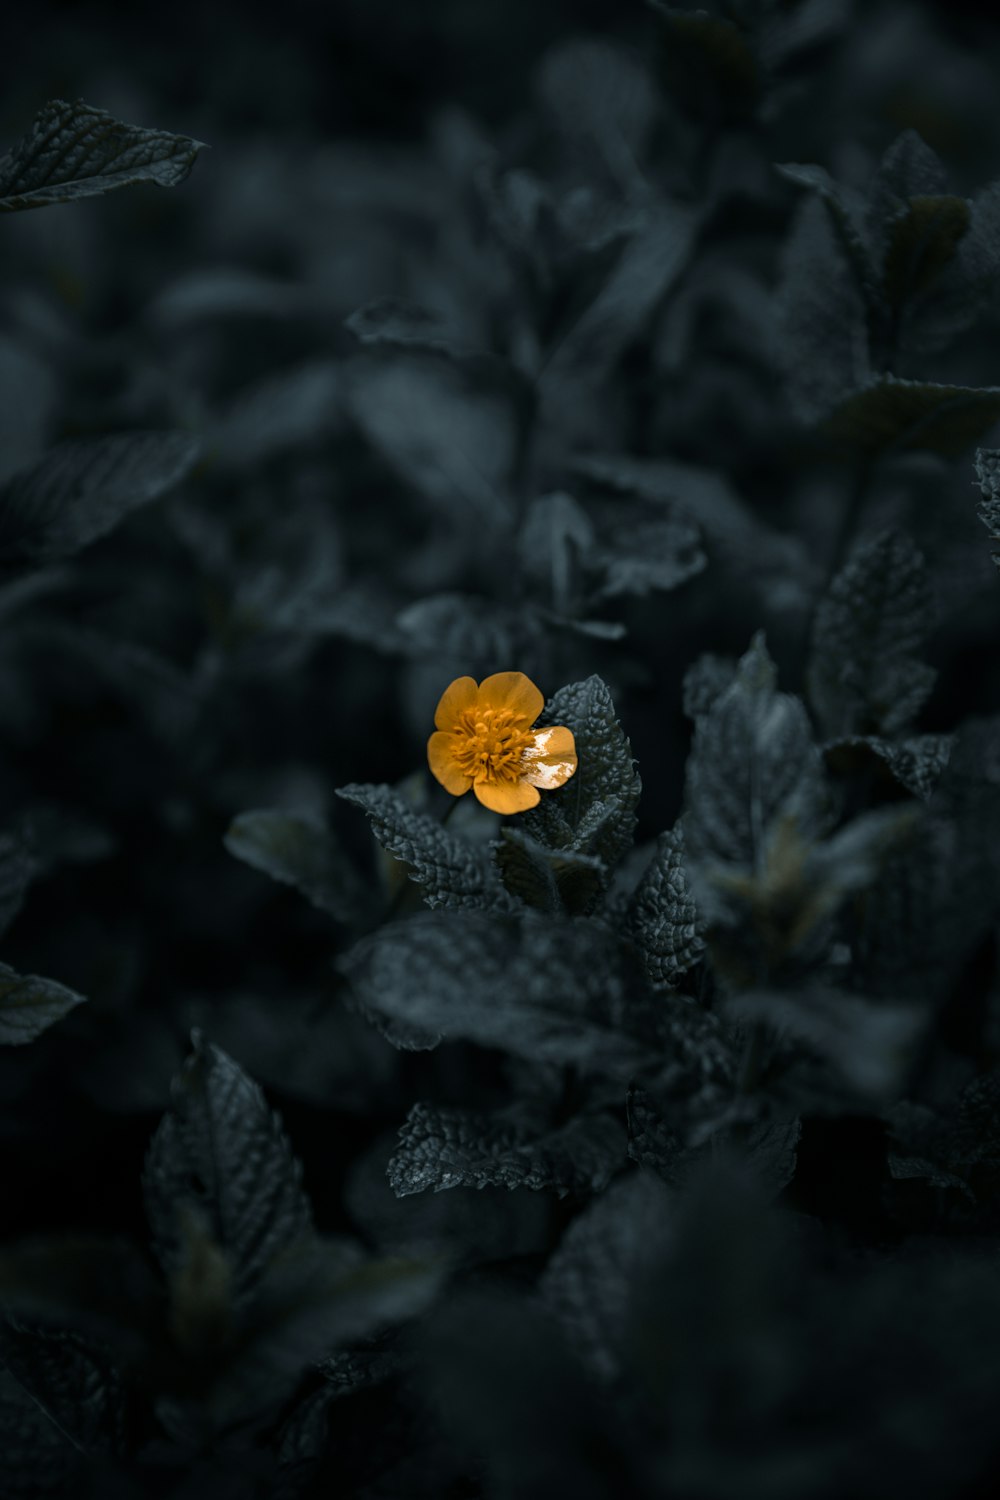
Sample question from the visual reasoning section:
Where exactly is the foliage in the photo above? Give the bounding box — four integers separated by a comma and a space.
5, 5, 1000, 1496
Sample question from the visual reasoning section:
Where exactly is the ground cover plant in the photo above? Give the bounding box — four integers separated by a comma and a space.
3, 0, 1000, 1495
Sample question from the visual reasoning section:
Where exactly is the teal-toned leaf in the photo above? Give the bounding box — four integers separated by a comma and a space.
0, 98, 205, 211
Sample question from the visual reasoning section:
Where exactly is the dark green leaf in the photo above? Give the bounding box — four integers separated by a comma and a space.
389, 1103, 625, 1198
493, 826, 607, 916
337, 782, 515, 912
685, 632, 825, 873
224, 808, 360, 921
0, 98, 205, 211
340, 911, 651, 1078
974, 446, 1000, 569
807, 529, 935, 738
824, 377, 1000, 456
143, 1037, 313, 1305
0, 964, 85, 1046
883, 195, 970, 310
0, 831, 36, 942
823, 733, 952, 801
512, 675, 640, 896
626, 823, 706, 989
776, 195, 871, 423
0, 432, 200, 566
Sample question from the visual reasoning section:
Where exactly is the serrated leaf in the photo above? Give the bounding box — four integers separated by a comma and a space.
823, 733, 952, 801
0, 432, 200, 566
389, 1103, 625, 1198
340, 911, 653, 1078
685, 632, 825, 877
974, 447, 1000, 569
824, 378, 1000, 456
336, 782, 515, 912
626, 823, 706, 989
808, 529, 935, 738
509, 676, 639, 902
0, 964, 85, 1045
493, 827, 607, 916
143, 1038, 313, 1305
224, 808, 360, 921
395, 592, 538, 664
0, 98, 205, 211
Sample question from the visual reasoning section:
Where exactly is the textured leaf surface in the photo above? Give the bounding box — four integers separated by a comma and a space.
509, 676, 640, 900
338, 782, 515, 913
685, 633, 825, 874
389, 1104, 625, 1199
0, 98, 205, 210
0, 964, 85, 1046
143, 1039, 313, 1304
626, 824, 706, 989
341, 911, 653, 1077
808, 529, 935, 738
493, 827, 607, 916
0, 432, 200, 566
823, 733, 952, 801
224, 808, 360, 921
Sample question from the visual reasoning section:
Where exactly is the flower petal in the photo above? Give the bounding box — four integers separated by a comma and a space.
473, 778, 541, 814
477, 671, 544, 726
521, 725, 578, 790
434, 676, 479, 731
427, 731, 472, 795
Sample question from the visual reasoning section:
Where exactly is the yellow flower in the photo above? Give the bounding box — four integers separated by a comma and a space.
427, 672, 577, 815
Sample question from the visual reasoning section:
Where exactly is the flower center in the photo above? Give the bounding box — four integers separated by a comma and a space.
450, 707, 534, 786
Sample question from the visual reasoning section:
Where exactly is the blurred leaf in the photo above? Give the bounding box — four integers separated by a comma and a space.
210, 360, 345, 468
0, 1324, 125, 1493
685, 633, 825, 876
0, 432, 200, 566
224, 808, 360, 922
535, 38, 655, 187
341, 911, 658, 1078
823, 733, 952, 801
883, 195, 970, 311
389, 1102, 625, 1198
0, 98, 205, 211
345, 298, 458, 353
337, 782, 515, 912
973, 446, 1000, 570
0, 831, 36, 942
626, 823, 706, 989
824, 378, 1000, 456
143, 1037, 313, 1305
0, 964, 85, 1046
728, 986, 922, 1102
807, 529, 935, 738
348, 353, 517, 527
652, 6, 761, 122
775, 195, 870, 423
